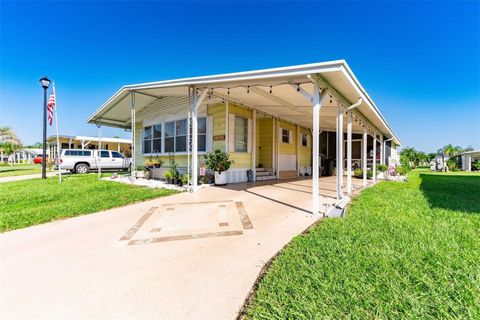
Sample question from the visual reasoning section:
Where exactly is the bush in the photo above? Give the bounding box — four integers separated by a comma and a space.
395, 166, 408, 176
377, 164, 388, 172
446, 159, 457, 172
354, 168, 372, 179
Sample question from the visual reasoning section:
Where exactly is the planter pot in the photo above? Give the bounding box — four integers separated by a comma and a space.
377, 172, 385, 180
214, 171, 228, 186
154, 164, 161, 168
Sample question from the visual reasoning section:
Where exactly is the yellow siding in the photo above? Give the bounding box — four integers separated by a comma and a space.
257, 118, 273, 168
299, 127, 312, 167
229, 104, 252, 119
230, 152, 251, 168
208, 103, 226, 151
278, 120, 296, 155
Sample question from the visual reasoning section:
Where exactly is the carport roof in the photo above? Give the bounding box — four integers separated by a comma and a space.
87, 60, 401, 145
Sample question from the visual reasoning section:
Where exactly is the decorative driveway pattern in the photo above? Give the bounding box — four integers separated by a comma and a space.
120, 201, 253, 246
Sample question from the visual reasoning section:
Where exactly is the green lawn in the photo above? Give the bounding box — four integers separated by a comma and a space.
244, 169, 480, 319
0, 174, 178, 232
0, 164, 43, 177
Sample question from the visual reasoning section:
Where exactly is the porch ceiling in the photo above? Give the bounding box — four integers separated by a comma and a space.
87, 60, 401, 144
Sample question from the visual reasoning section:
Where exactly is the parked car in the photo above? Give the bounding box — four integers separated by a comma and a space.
33, 155, 48, 164
56, 149, 131, 173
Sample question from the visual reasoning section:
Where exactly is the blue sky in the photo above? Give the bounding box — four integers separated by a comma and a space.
1, 1, 479, 152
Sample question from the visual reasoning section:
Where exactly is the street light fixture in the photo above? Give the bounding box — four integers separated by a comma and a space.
39, 76, 51, 179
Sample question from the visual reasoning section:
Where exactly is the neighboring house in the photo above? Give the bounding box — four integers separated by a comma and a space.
87, 60, 401, 212
430, 154, 448, 171
47, 135, 132, 158
457, 150, 480, 171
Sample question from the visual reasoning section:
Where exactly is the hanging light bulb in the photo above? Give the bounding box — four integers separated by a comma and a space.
297, 84, 300, 92
269, 86, 272, 94
247, 86, 250, 93
227, 88, 230, 95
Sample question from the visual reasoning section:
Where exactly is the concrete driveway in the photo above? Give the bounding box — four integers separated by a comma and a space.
0, 177, 363, 319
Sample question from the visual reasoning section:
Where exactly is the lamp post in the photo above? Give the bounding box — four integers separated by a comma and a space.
39, 76, 51, 179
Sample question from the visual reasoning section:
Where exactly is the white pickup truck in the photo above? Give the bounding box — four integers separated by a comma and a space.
57, 149, 131, 173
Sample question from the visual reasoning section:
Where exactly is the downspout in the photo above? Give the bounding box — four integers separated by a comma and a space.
383, 137, 393, 166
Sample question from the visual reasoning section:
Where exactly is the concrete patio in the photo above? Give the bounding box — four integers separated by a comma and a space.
0, 176, 366, 319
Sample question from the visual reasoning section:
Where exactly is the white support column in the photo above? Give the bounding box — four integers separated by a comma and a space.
312, 82, 325, 214
118, 143, 120, 152
192, 89, 208, 192
373, 133, 377, 182
336, 107, 344, 199
225, 101, 229, 153
81, 140, 85, 150
130, 91, 136, 177
380, 135, 384, 165
466, 155, 472, 171
362, 126, 367, 187
252, 109, 257, 181
296, 124, 300, 176
347, 111, 352, 195
272, 118, 276, 177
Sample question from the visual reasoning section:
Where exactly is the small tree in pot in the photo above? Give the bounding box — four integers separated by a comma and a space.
204, 149, 234, 186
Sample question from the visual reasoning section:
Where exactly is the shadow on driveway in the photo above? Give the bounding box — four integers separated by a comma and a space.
419, 173, 480, 214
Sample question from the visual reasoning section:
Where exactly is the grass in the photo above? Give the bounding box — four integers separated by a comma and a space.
0, 174, 178, 232
244, 169, 480, 319
0, 164, 43, 177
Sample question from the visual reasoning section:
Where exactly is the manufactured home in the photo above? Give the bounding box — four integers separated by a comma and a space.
87, 60, 401, 214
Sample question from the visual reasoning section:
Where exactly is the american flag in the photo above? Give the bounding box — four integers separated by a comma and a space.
47, 85, 55, 126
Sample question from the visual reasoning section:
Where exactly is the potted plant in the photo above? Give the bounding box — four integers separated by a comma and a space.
153, 155, 163, 168
204, 149, 234, 186
164, 169, 174, 184
144, 155, 154, 169
376, 164, 388, 179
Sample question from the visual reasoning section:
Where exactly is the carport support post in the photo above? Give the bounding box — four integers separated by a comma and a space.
336, 107, 343, 199
347, 111, 352, 194
362, 126, 367, 187
312, 82, 324, 214
131, 91, 136, 177
380, 135, 384, 165
252, 109, 257, 181
373, 133, 377, 182
192, 89, 208, 192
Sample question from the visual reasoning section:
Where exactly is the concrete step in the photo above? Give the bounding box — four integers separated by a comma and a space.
255, 167, 266, 172
256, 171, 272, 176
256, 175, 277, 181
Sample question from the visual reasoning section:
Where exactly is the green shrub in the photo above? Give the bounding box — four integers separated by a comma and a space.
354, 168, 372, 179
395, 166, 408, 176
377, 164, 388, 172
446, 159, 457, 172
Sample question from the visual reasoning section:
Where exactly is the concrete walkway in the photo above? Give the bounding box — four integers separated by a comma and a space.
0, 177, 365, 319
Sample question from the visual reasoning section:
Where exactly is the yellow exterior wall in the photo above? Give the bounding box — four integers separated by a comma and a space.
277, 120, 296, 155
256, 118, 273, 168
207, 102, 253, 169
299, 127, 312, 168
208, 103, 226, 151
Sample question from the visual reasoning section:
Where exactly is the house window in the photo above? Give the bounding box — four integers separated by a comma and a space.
163, 118, 206, 154
235, 116, 248, 152
143, 124, 162, 154
301, 133, 308, 147
282, 129, 290, 144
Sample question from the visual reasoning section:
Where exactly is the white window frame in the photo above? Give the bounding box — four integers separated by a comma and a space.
281, 128, 291, 144
234, 116, 248, 153
142, 117, 207, 156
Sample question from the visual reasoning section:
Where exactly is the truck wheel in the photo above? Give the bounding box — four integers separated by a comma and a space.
75, 163, 89, 174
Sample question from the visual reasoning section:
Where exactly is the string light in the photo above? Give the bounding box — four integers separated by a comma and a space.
247, 86, 250, 94
269, 86, 272, 94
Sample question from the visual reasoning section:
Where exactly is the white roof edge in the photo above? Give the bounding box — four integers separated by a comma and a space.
47, 135, 132, 144
87, 60, 401, 145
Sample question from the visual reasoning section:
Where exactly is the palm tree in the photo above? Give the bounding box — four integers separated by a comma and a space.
400, 147, 418, 168
437, 144, 462, 172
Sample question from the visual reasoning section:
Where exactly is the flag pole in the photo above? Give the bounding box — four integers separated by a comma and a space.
53, 82, 62, 182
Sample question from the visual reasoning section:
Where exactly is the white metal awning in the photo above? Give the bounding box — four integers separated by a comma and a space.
87, 60, 401, 145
